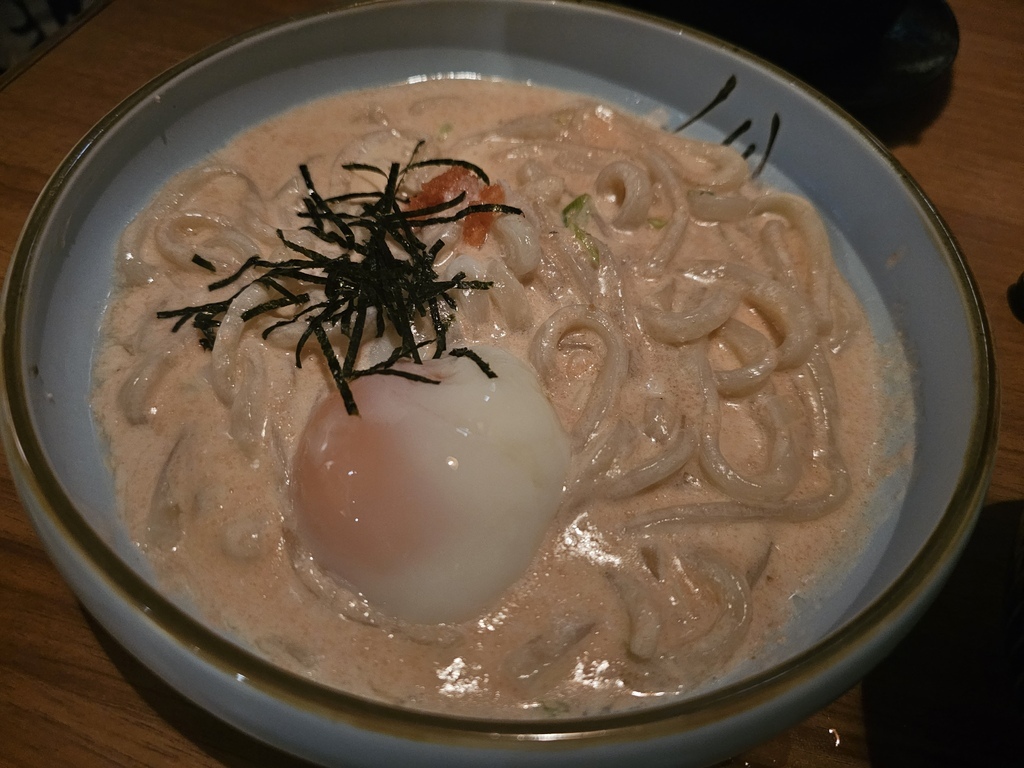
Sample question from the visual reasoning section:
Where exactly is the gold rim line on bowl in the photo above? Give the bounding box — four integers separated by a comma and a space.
0, 0, 1000, 752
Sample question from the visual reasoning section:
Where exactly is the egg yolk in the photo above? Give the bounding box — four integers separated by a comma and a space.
292, 346, 570, 624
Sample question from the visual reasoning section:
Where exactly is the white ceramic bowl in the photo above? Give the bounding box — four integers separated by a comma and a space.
0, 1, 997, 766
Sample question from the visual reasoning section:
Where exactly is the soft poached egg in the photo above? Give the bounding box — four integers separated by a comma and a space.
292, 346, 570, 624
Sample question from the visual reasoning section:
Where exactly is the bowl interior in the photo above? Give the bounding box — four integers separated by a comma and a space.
5, 0, 991, 713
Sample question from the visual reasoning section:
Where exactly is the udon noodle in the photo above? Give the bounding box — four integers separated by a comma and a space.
91, 78, 912, 717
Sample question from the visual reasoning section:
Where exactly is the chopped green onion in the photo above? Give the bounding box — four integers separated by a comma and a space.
561, 194, 600, 265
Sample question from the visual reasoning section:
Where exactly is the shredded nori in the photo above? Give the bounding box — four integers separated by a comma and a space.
675, 74, 780, 178
157, 143, 520, 414
190, 253, 216, 272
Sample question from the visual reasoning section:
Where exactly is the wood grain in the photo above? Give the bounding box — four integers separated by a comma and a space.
1, 1, 1021, 765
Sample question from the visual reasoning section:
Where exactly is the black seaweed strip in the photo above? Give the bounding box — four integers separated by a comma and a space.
276, 231, 337, 267
371, 164, 421, 363
400, 139, 427, 173
342, 162, 389, 178
340, 297, 368, 378
449, 346, 497, 378
291, 303, 327, 365
171, 314, 193, 332
315, 208, 358, 245
723, 119, 752, 146
191, 253, 216, 272
406, 203, 522, 228
406, 157, 491, 185
302, 196, 323, 232
240, 294, 309, 322
319, 191, 385, 205
301, 225, 356, 251
402, 191, 469, 219
752, 114, 781, 179
299, 165, 318, 193
259, 266, 329, 286
261, 315, 302, 339
429, 301, 446, 358
366, 367, 439, 383
349, 342, 438, 383
676, 75, 737, 131
207, 255, 260, 291
156, 291, 239, 321
257, 275, 304, 303
312, 321, 357, 414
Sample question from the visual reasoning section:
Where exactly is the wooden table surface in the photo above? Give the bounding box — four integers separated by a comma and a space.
1, 1, 1022, 765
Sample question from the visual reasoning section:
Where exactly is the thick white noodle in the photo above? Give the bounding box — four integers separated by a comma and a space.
711, 318, 779, 397
210, 283, 271, 404
643, 281, 744, 345
444, 254, 491, 335
502, 613, 596, 697
117, 327, 189, 425
686, 189, 755, 223
695, 347, 802, 504
604, 568, 662, 660
627, 346, 850, 527
638, 149, 688, 276
643, 261, 817, 371
530, 305, 630, 451
562, 419, 634, 508
515, 173, 566, 232
604, 419, 698, 500
491, 214, 543, 278
653, 130, 751, 192
544, 230, 603, 303
146, 433, 189, 550
760, 217, 800, 288
286, 531, 463, 647
143, 165, 278, 272
484, 257, 533, 333
628, 465, 851, 526
825, 266, 865, 354
751, 191, 834, 334
228, 352, 270, 458
595, 159, 654, 231
154, 211, 262, 271
607, 543, 751, 688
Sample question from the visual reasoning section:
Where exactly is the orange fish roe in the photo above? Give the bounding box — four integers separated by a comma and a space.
408, 167, 505, 248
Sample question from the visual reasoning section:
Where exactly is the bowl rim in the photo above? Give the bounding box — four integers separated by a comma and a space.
0, 0, 999, 752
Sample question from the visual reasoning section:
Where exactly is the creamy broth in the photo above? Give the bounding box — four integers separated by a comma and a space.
91, 78, 911, 718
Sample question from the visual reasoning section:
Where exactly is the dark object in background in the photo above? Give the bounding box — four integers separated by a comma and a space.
46, 0, 84, 26
1012, 511, 1024, 711
1009, 273, 1024, 324
617, 0, 959, 115
0, 0, 89, 75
